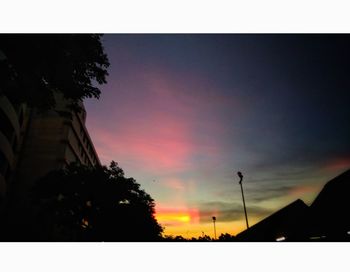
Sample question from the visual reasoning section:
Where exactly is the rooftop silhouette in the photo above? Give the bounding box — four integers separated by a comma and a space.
236, 169, 350, 241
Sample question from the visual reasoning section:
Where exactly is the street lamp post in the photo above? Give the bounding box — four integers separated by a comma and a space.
237, 171, 249, 229
212, 216, 217, 240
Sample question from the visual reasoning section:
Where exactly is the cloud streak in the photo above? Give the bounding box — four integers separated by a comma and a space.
197, 201, 273, 223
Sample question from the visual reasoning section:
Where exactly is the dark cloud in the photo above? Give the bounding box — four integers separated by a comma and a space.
197, 201, 273, 223
245, 184, 294, 202
249, 147, 350, 174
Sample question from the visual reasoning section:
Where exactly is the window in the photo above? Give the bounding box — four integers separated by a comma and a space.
65, 146, 79, 164
0, 110, 15, 144
18, 109, 24, 128
5, 165, 12, 180
0, 150, 8, 176
11, 137, 17, 153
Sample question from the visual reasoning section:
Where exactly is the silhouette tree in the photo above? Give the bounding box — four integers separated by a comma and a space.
0, 34, 109, 111
218, 233, 237, 241
197, 234, 212, 242
31, 161, 163, 241
162, 235, 187, 242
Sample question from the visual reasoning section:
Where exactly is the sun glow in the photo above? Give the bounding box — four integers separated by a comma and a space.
156, 213, 191, 223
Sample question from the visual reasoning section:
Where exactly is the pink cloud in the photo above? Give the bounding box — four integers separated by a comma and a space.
162, 178, 186, 190
324, 157, 350, 172
90, 112, 194, 173
288, 185, 318, 196
86, 69, 242, 176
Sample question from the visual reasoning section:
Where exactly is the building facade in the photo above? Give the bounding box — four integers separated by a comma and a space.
0, 93, 100, 206
14, 96, 100, 191
0, 95, 28, 201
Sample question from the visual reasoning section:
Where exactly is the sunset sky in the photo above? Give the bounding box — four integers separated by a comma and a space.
84, 35, 350, 238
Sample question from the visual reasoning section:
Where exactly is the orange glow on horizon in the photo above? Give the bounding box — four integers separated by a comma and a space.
156, 213, 191, 223
156, 211, 273, 239
160, 220, 250, 239
155, 206, 200, 230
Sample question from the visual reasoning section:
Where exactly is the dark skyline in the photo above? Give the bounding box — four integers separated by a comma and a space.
84, 35, 350, 237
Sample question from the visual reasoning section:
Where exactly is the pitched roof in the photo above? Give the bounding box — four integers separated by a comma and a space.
309, 169, 350, 235
236, 199, 309, 241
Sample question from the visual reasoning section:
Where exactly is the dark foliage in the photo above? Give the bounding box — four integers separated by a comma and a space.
162, 235, 188, 242
218, 233, 237, 241
0, 34, 109, 111
31, 162, 163, 241
197, 234, 213, 242
162, 234, 235, 242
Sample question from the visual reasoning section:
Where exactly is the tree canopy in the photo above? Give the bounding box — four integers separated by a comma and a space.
31, 162, 163, 241
218, 233, 236, 241
0, 34, 109, 111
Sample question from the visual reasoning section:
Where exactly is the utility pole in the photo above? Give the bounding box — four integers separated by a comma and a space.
237, 171, 249, 229
212, 216, 217, 240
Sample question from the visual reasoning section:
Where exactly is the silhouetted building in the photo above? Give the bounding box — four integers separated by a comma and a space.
308, 169, 350, 240
13, 95, 100, 197
236, 169, 350, 241
0, 94, 101, 240
1, 94, 100, 200
0, 95, 29, 203
236, 199, 310, 241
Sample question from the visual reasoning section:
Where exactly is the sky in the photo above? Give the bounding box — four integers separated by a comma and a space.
85, 34, 350, 238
